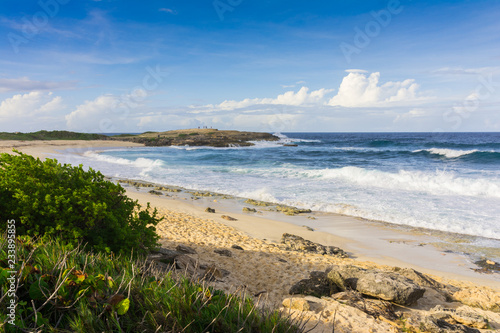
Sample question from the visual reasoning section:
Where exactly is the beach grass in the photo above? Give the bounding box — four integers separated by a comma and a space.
0, 235, 303, 332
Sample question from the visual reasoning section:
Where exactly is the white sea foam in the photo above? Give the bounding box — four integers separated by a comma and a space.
83, 151, 165, 170
302, 166, 500, 198
413, 148, 478, 158
274, 132, 321, 143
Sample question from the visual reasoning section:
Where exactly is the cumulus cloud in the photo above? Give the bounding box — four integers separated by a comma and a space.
205, 87, 334, 111
0, 77, 76, 93
0, 91, 65, 117
328, 71, 422, 107
65, 89, 147, 132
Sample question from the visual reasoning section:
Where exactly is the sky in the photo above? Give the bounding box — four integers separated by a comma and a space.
0, 0, 499, 133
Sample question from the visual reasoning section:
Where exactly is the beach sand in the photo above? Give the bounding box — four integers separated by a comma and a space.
3, 140, 500, 332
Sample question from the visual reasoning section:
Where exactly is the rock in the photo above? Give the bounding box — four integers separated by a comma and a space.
244, 199, 273, 206
282, 298, 310, 311
231, 244, 244, 250
289, 271, 338, 297
418, 316, 481, 333
302, 225, 314, 231
221, 215, 237, 221
148, 190, 163, 195
174, 255, 199, 275
276, 205, 312, 216
357, 271, 425, 305
429, 305, 489, 329
176, 244, 197, 254
148, 248, 182, 265
202, 264, 230, 281
242, 207, 257, 213
327, 265, 425, 306
453, 286, 500, 312
452, 306, 489, 329
214, 249, 232, 257
205, 207, 216, 213
280, 233, 347, 258
474, 259, 500, 273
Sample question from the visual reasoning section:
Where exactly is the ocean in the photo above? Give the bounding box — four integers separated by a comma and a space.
66, 132, 500, 245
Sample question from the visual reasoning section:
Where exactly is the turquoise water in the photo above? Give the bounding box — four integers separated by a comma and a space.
69, 132, 500, 242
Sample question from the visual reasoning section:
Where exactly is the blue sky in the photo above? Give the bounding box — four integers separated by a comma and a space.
1, 0, 499, 132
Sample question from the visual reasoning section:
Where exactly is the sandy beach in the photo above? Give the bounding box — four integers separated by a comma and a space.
3, 140, 500, 332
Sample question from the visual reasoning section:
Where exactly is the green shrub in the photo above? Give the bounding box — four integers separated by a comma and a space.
177, 133, 188, 138
188, 132, 199, 136
0, 235, 303, 333
0, 151, 161, 254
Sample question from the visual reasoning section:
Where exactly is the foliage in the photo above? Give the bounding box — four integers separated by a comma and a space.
0, 151, 161, 254
0, 130, 109, 141
0, 236, 303, 333
178, 133, 188, 137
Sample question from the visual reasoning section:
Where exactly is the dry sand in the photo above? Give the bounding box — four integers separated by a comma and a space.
3, 140, 500, 332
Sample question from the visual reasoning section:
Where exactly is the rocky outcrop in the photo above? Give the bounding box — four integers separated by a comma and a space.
114, 129, 280, 147
289, 271, 338, 297
147, 247, 229, 282
326, 265, 426, 306
280, 233, 347, 258
404, 306, 485, 333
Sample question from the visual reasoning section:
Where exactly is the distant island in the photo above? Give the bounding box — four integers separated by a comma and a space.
0, 129, 280, 147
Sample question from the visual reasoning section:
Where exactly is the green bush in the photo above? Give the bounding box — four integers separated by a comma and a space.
177, 133, 188, 137
0, 151, 161, 254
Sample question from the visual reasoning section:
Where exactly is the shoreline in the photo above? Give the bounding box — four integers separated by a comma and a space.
3, 139, 500, 332
2, 140, 499, 286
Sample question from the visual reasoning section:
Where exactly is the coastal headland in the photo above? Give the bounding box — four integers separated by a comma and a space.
1, 138, 500, 332
112, 128, 280, 147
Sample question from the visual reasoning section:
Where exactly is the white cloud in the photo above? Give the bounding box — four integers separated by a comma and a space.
327, 71, 422, 107
393, 108, 428, 123
0, 91, 65, 117
65, 89, 147, 132
159, 8, 177, 14
206, 87, 334, 111
432, 67, 500, 76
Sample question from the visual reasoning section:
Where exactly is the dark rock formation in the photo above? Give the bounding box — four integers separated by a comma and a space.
231, 244, 244, 250
205, 207, 216, 213
214, 249, 232, 257
176, 244, 197, 254
280, 233, 347, 258
289, 271, 338, 297
221, 215, 237, 221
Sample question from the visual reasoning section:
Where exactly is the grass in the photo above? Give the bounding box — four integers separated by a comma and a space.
0, 235, 304, 333
0, 130, 108, 141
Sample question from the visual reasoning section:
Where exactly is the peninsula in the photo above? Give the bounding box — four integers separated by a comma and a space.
113, 128, 280, 147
